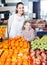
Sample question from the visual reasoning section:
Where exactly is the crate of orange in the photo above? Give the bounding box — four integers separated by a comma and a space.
0, 25, 7, 40
0, 36, 30, 65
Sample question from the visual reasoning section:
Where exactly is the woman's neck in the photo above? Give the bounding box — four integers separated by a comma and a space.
17, 13, 22, 17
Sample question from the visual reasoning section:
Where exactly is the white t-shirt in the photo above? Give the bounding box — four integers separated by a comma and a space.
5, 14, 25, 38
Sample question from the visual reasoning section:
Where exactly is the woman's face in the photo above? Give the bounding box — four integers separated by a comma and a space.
17, 4, 24, 15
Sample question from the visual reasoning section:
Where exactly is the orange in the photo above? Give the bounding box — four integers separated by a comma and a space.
11, 55, 17, 65
17, 62, 22, 65
2, 40, 9, 49
17, 47, 21, 52
0, 58, 5, 65
8, 49, 13, 58
17, 56, 22, 61
11, 62, 17, 65
1, 50, 8, 58
19, 41, 23, 47
19, 48, 23, 53
23, 41, 28, 48
16, 36, 21, 39
23, 60, 29, 65
3, 44, 9, 49
12, 47, 16, 50
0, 44, 3, 49
5, 58, 11, 65
11, 40, 15, 48
0, 61, 4, 65
1, 27, 6, 33
8, 38, 13, 43
22, 55, 28, 60
14, 49, 18, 54
0, 49, 4, 56
20, 36, 25, 41
15, 41, 19, 47
12, 56, 17, 61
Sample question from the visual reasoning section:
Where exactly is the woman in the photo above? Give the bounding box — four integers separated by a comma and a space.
5, 2, 25, 38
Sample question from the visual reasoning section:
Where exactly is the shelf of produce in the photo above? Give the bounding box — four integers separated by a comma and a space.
0, 25, 7, 40
0, 36, 30, 65
0, 36, 47, 65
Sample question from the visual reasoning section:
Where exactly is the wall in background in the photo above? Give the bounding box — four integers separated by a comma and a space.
0, 0, 40, 19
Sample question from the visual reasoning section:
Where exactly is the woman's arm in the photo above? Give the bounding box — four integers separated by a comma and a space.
5, 15, 13, 38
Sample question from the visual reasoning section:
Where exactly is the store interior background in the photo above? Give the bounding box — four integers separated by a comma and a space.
0, 0, 47, 39
0, 0, 47, 20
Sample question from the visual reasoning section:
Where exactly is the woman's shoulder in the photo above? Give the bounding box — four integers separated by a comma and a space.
8, 14, 18, 21
10, 14, 17, 17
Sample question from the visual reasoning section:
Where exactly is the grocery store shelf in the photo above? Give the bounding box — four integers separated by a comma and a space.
0, 6, 16, 11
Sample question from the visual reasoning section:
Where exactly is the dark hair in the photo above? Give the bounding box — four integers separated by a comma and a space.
16, 2, 24, 14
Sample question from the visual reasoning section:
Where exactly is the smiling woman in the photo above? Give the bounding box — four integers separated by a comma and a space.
5, 2, 25, 38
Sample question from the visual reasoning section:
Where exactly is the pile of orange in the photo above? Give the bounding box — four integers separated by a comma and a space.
0, 26, 6, 39
0, 36, 30, 65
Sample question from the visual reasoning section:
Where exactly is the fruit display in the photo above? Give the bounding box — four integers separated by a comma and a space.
30, 49, 47, 65
0, 36, 30, 65
31, 36, 47, 50
40, 35, 47, 41
0, 25, 6, 39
